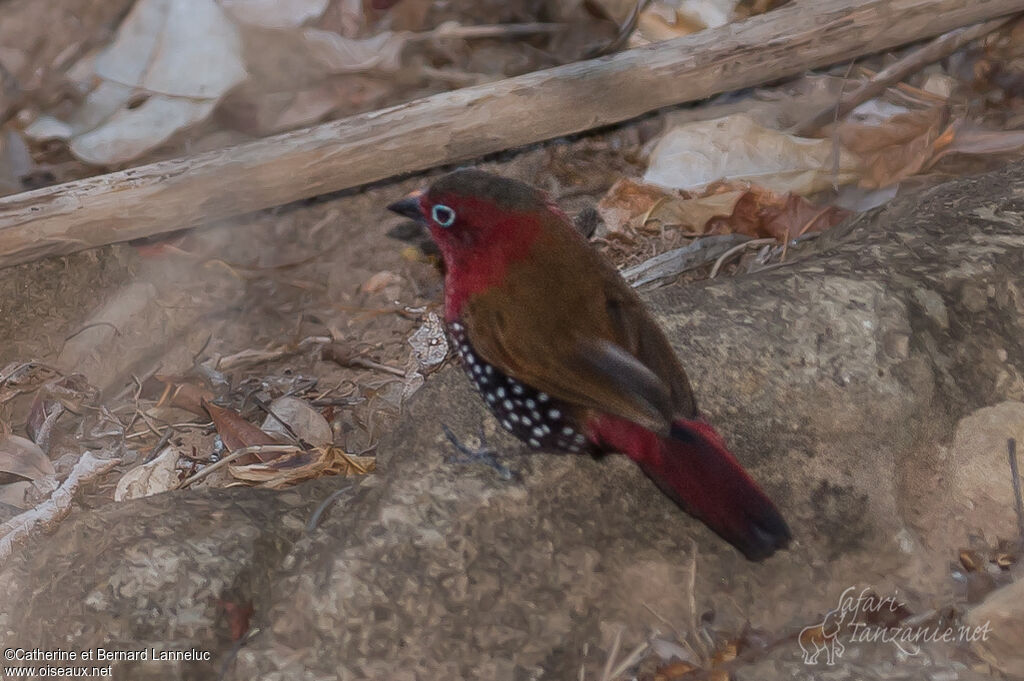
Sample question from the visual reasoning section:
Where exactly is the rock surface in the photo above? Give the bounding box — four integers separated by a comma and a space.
3, 161, 1024, 680
967, 577, 1024, 679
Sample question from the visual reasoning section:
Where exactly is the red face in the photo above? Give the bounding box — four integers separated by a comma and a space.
387, 182, 543, 319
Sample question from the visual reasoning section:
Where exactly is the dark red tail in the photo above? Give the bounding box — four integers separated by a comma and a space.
590, 416, 791, 561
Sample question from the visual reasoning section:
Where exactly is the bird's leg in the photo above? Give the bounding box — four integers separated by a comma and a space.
441, 423, 519, 481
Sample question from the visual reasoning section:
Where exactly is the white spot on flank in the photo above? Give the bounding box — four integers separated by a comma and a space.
548, 408, 561, 420
528, 438, 541, 448
538, 392, 549, 402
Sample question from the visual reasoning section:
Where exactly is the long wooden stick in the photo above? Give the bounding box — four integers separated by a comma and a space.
0, 0, 1019, 270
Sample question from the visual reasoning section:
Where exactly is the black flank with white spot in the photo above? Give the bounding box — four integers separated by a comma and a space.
448, 322, 595, 454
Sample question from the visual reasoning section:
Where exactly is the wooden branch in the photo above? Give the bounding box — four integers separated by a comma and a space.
793, 14, 1018, 135
0, 452, 121, 562
0, 0, 1020, 270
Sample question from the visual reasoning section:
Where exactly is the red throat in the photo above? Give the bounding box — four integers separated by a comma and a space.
428, 197, 543, 321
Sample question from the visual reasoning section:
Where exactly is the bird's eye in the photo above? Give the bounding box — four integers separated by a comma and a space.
431, 204, 456, 227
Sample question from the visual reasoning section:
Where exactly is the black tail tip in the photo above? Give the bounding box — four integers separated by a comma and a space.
735, 510, 792, 562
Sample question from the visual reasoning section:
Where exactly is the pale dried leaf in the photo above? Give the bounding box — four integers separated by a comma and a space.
71, 97, 218, 165
302, 28, 407, 74
261, 396, 332, 446
632, 0, 739, 45
362, 270, 402, 293
25, 0, 247, 164
95, 0, 246, 97
220, 0, 329, 28
644, 114, 860, 194
0, 482, 31, 510
114, 447, 181, 501
0, 435, 56, 482
0, 130, 34, 197
655, 189, 746, 232
408, 312, 449, 371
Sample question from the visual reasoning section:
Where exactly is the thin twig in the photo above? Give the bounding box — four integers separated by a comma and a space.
143, 428, 174, 464
794, 15, 1017, 135
124, 421, 212, 440
176, 444, 300, 488
34, 403, 65, 454
411, 22, 567, 42
687, 539, 709, 664
306, 485, 354, 532
601, 627, 624, 681
607, 640, 650, 680
590, 0, 653, 58
709, 238, 776, 278
642, 603, 700, 663
1009, 438, 1024, 549
63, 321, 121, 342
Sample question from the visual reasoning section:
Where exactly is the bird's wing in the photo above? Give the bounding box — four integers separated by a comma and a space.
601, 277, 699, 419
463, 285, 679, 435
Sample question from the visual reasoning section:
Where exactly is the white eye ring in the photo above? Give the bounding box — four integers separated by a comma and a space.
432, 204, 456, 227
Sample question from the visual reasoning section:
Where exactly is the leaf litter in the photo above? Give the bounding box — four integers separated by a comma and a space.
3, 4, 1024, 676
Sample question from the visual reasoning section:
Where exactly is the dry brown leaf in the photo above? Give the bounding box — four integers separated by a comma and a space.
929, 123, 1024, 167
836, 107, 947, 188
705, 183, 849, 240
154, 375, 215, 416
597, 178, 847, 241
219, 599, 255, 641
228, 445, 374, 488
657, 190, 746, 233
203, 401, 278, 463
960, 548, 985, 572
596, 179, 677, 233
655, 660, 698, 680
0, 435, 56, 483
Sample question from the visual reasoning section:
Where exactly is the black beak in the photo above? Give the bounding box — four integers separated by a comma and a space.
387, 193, 424, 221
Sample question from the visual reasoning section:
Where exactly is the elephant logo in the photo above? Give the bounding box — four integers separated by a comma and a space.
799, 608, 847, 665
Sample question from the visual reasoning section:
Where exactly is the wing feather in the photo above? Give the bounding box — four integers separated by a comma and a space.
460, 221, 697, 434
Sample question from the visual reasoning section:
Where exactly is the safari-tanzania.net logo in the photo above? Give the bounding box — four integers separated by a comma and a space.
798, 587, 992, 665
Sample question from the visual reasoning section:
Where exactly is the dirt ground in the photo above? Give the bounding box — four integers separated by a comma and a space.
3, 1, 1024, 679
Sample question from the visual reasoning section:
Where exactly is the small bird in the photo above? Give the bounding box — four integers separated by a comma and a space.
388, 169, 791, 561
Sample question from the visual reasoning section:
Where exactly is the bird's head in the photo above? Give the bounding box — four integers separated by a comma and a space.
388, 169, 580, 319
387, 169, 559, 265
